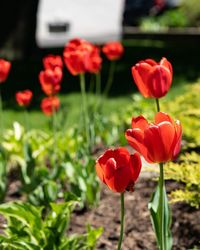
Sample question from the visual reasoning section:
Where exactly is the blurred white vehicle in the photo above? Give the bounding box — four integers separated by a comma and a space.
36, 0, 124, 48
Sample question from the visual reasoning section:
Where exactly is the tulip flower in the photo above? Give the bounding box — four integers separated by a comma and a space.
102, 41, 124, 61
87, 46, 102, 74
63, 38, 99, 76
16, 90, 33, 107
131, 57, 173, 98
0, 59, 11, 83
39, 67, 62, 96
125, 112, 182, 164
96, 147, 141, 193
43, 55, 63, 70
41, 96, 60, 116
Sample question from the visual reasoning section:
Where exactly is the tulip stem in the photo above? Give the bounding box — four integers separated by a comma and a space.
118, 192, 125, 250
0, 88, 4, 137
24, 108, 29, 132
159, 162, 165, 250
156, 98, 160, 112
103, 61, 115, 96
96, 72, 101, 97
80, 73, 90, 152
155, 98, 165, 250
52, 103, 57, 167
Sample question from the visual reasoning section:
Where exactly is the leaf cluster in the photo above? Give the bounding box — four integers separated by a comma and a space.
0, 200, 102, 250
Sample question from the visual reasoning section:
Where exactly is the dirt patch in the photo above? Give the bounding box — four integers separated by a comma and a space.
69, 175, 200, 250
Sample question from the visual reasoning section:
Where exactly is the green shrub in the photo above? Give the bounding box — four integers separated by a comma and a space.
165, 152, 200, 208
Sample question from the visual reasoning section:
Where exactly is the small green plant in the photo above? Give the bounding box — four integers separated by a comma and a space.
63, 154, 100, 208
0, 199, 102, 250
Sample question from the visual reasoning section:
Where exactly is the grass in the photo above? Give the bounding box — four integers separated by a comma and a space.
1, 78, 190, 132
2, 93, 132, 131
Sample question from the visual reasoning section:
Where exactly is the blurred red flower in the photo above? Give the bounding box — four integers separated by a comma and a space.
39, 67, 62, 96
0, 59, 11, 83
63, 38, 101, 75
16, 90, 33, 107
41, 96, 60, 116
87, 46, 102, 74
96, 147, 141, 193
43, 55, 63, 70
132, 57, 173, 98
102, 41, 124, 61
125, 112, 182, 163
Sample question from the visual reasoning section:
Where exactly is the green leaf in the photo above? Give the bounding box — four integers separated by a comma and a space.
0, 150, 7, 202
148, 185, 173, 250
0, 202, 45, 245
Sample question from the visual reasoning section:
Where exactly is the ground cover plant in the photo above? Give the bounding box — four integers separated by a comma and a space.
0, 38, 199, 249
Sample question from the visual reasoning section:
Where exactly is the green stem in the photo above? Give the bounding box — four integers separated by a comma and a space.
24, 108, 29, 132
159, 162, 165, 250
89, 74, 95, 93
156, 98, 160, 112
0, 88, 4, 137
79, 73, 90, 152
95, 72, 101, 110
52, 102, 57, 167
155, 98, 165, 249
117, 192, 125, 250
103, 61, 115, 96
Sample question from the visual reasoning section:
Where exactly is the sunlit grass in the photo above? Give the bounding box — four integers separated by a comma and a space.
2, 79, 189, 132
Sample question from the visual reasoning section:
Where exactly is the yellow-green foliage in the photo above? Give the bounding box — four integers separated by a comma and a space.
165, 152, 200, 208
163, 82, 200, 149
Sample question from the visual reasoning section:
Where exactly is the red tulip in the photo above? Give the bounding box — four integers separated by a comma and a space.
39, 67, 62, 96
43, 55, 63, 70
125, 112, 182, 164
131, 57, 173, 98
63, 38, 100, 75
0, 59, 11, 83
15, 90, 33, 107
96, 147, 141, 193
102, 41, 124, 61
87, 46, 102, 74
41, 96, 60, 116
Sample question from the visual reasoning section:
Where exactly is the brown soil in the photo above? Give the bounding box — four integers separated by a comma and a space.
69, 175, 200, 250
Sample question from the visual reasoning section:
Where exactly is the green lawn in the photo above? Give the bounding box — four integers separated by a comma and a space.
2, 78, 190, 132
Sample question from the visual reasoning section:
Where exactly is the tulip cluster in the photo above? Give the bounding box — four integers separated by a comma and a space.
39, 55, 63, 116
63, 38, 102, 75
95, 54, 182, 250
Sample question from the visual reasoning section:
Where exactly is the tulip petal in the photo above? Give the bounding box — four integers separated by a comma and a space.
155, 112, 173, 124
131, 115, 149, 130
95, 162, 105, 183
132, 63, 152, 98
104, 158, 116, 179
114, 148, 130, 168
148, 65, 172, 98
144, 59, 157, 66
158, 121, 176, 161
130, 152, 142, 182
160, 57, 173, 75
144, 125, 166, 163
173, 120, 182, 159
106, 167, 130, 192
